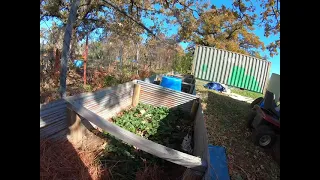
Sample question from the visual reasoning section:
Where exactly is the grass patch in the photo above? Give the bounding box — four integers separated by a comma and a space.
230, 88, 263, 100
195, 81, 280, 180
195, 79, 263, 100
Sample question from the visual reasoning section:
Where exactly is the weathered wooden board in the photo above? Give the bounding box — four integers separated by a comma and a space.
192, 100, 210, 179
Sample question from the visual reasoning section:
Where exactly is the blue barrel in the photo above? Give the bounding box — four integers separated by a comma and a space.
73, 60, 84, 67
160, 76, 182, 91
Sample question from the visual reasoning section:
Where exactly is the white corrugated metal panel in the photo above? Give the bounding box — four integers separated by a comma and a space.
136, 80, 199, 113
40, 118, 68, 139
193, 45, 271, 93
40, 98, 68, 139
40, 82, 134, 140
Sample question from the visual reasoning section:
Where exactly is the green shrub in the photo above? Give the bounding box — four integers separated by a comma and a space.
172, 52, 193, 74
82, 84, 92, 92
104, 75, 118, 87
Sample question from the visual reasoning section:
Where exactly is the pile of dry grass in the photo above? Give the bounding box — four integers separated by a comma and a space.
40, 139, 110, 180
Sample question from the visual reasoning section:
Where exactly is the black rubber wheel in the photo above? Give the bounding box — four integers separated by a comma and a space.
253, 125, 276, 149
250, 97, 263, 108
246, 110, 257, 129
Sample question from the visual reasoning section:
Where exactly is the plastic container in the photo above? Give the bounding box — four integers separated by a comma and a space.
160, 76, 182, 91
73, 60, 84, 68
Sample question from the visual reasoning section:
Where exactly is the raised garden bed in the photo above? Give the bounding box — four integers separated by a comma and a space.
111, 103, 194, 152
95, 103, 195, 179
40, 80, 209, 179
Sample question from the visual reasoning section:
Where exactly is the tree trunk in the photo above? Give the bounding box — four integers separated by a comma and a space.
136, 42, 139, 65
54, 48, 61, 73
136, 43, 139, 62
119, 42, 123, 71
83, 34, 89, 86
60, 0, 80, 98
70, 27, 77, 61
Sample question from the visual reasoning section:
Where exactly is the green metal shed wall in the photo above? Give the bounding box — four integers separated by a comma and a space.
192, 45, 271, 93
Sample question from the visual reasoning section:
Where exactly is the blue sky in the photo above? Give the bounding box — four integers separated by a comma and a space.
140, 0, 280, 75
209, 0, 280, 75
41, 0, 279, 75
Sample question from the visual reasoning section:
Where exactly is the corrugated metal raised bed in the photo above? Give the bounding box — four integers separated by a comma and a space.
40, 80, 210, 179
192, 45, 271, 93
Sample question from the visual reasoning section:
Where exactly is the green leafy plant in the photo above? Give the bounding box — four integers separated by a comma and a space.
172, 52, 193, 74
112, 103, 192, 149
103, 75, 118, 87
100, 103, 193, 180
82, 84, 92, 92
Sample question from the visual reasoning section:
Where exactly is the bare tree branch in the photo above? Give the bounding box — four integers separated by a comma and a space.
102, 0, 158, 39
226, 27, 241, 40
271, 6, 279, 24
176, 0, 202, 16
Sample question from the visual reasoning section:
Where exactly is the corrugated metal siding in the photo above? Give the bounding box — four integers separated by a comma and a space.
193, 45, 271, 93
40, 80, 200, 140
40, 82, 134, 140
193, 103, 208, 162
136, 80, 199, 114
67, 82, 134, 127
40, 99, 68, 139
74, 82, 134, 120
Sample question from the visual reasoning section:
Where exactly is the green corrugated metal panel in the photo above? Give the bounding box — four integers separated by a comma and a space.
192, 45, 271, 93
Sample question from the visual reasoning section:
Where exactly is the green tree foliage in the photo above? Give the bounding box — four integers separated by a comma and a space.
176, 0, 279, 57
172, 52, 193, 74
232, 0, 280, 57
178, 5, 265, 56
40, 0, 280, 65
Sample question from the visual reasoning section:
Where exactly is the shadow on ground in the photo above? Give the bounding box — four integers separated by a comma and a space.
200, 90, 280, 180
40, 91, 111, 179
40, 123, 110, 180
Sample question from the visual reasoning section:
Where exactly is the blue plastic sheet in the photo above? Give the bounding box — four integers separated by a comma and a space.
208, 145, 230, 180
73, 60, 84, 67
204, 82, 226, 92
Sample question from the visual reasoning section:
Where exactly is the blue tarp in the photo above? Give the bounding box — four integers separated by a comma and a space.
208, 145, 230, 180
204, 82, 226, 92
73, 60, 84, 67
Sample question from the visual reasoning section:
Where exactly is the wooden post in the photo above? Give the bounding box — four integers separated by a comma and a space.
66, 104, 89, 143
190, 99, 200, 118
67, 104, 81, 132
54, 49, 61, 73
132, 84, 141, 107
